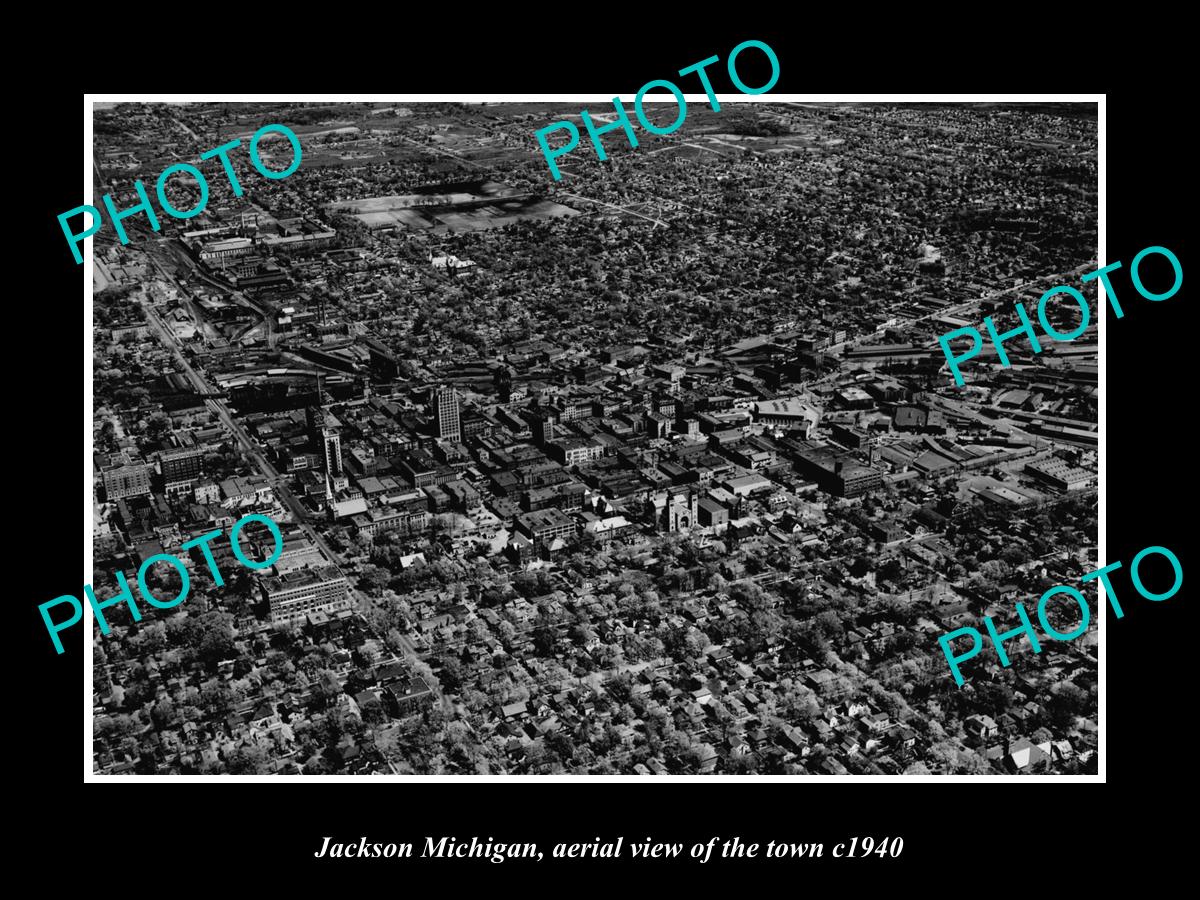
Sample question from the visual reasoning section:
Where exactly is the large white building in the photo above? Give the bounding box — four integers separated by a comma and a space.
199, 236, 254, 262
262, 566, 352, 625
433, 389, 461, 442
754, 398, 821, 437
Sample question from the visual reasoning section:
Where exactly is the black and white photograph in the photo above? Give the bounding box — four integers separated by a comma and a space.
14, 9, 1200, 886
80, 96, 1104, 778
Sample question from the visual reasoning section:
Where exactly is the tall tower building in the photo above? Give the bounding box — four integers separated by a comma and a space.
433, 388, 461, 442
307, 404, 343, 477
536, 416, 555, 447
321, 427, 343, 478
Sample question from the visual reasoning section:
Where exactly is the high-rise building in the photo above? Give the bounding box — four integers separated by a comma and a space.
100, 453, 152, 500
160, 447, 204, 483
321, 428, 343, 478
433, 389, 461, 442
536, 416, 555, 446
306, 405, 343, 477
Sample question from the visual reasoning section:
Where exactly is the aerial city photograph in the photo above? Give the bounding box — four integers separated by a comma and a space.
88, 99, 1098, 776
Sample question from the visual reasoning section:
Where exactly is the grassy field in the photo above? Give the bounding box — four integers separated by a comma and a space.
328, 182, 580, 232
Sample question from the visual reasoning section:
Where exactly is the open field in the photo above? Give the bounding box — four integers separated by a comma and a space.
327, 180, 580, 232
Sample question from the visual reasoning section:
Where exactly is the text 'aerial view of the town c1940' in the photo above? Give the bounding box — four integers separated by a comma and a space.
89, 100, 1098, 776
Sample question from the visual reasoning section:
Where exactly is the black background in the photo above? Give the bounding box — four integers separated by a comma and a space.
18, 18, 1189, 887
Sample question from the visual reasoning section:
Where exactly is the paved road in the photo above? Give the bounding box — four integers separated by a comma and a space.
166, 245, 277, 349
394, 132, 483, 169
559, 192, 668, 228
141, 298, 306, 526
138, 263, 430, 678
911, 279, 1042, 326
169, 113, 201, 142
911, 262, 1095, 328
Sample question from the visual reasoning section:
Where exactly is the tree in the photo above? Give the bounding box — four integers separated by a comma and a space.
497, 620, 517, 648
197, 613, 237, 665
682, 628, 708, 660
225, 744, 269, 775
303, 754, 334, 775
97, 420, 117, 451
315, 670, 342, 708
878, 557, 904, 583
532, 623, 557, 657
361, 698, 388, 726
144, 412, 172, 441
358, 564, 391, 596
1047, 682, 1088, 729
385, 629, 406, 653
978, 559, 1010, 582
814, 610, 844, 640
438, 656, 466, 691
999, 546, 1026, 567
149, 698, 176, 729
354, 644, 379, 668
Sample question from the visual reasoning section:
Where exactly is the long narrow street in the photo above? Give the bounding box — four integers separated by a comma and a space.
138, 258, 429, 675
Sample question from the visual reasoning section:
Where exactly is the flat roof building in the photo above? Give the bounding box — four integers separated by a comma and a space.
515, 507, 578, 544
788, 440, 883, 498
754, 398, 820, 437
1026, 458, 1094, 492
261, 566, 351, 626
199, 237, 254, 262
100, 453, 152, 501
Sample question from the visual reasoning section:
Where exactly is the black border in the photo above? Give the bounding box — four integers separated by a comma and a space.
19, 24, 1190, 886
